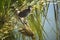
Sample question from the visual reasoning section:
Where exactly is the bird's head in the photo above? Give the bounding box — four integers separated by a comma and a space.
28, 6, 32, 10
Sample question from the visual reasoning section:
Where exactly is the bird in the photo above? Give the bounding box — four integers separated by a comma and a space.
10, 5, 32, 17
15, 6, 32, 17
10, 6, 32, 25
15, 6, 32, 25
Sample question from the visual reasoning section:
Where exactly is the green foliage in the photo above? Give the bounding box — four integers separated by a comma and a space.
0, 0, 49, 40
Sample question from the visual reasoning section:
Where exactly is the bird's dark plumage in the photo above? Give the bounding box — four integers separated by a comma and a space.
18, 8, 30, 17
16, 6, 32, 17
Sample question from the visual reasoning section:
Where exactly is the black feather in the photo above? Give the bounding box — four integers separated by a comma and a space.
17, 6, 32, 17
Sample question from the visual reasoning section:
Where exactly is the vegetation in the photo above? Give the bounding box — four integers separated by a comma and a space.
0, 0, 59, 40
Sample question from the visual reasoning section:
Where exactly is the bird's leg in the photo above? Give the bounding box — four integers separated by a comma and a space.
23, 18, 30, 27
23, 18, 27, 25
20, 17, 29, 27
18, 17, 24, 25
